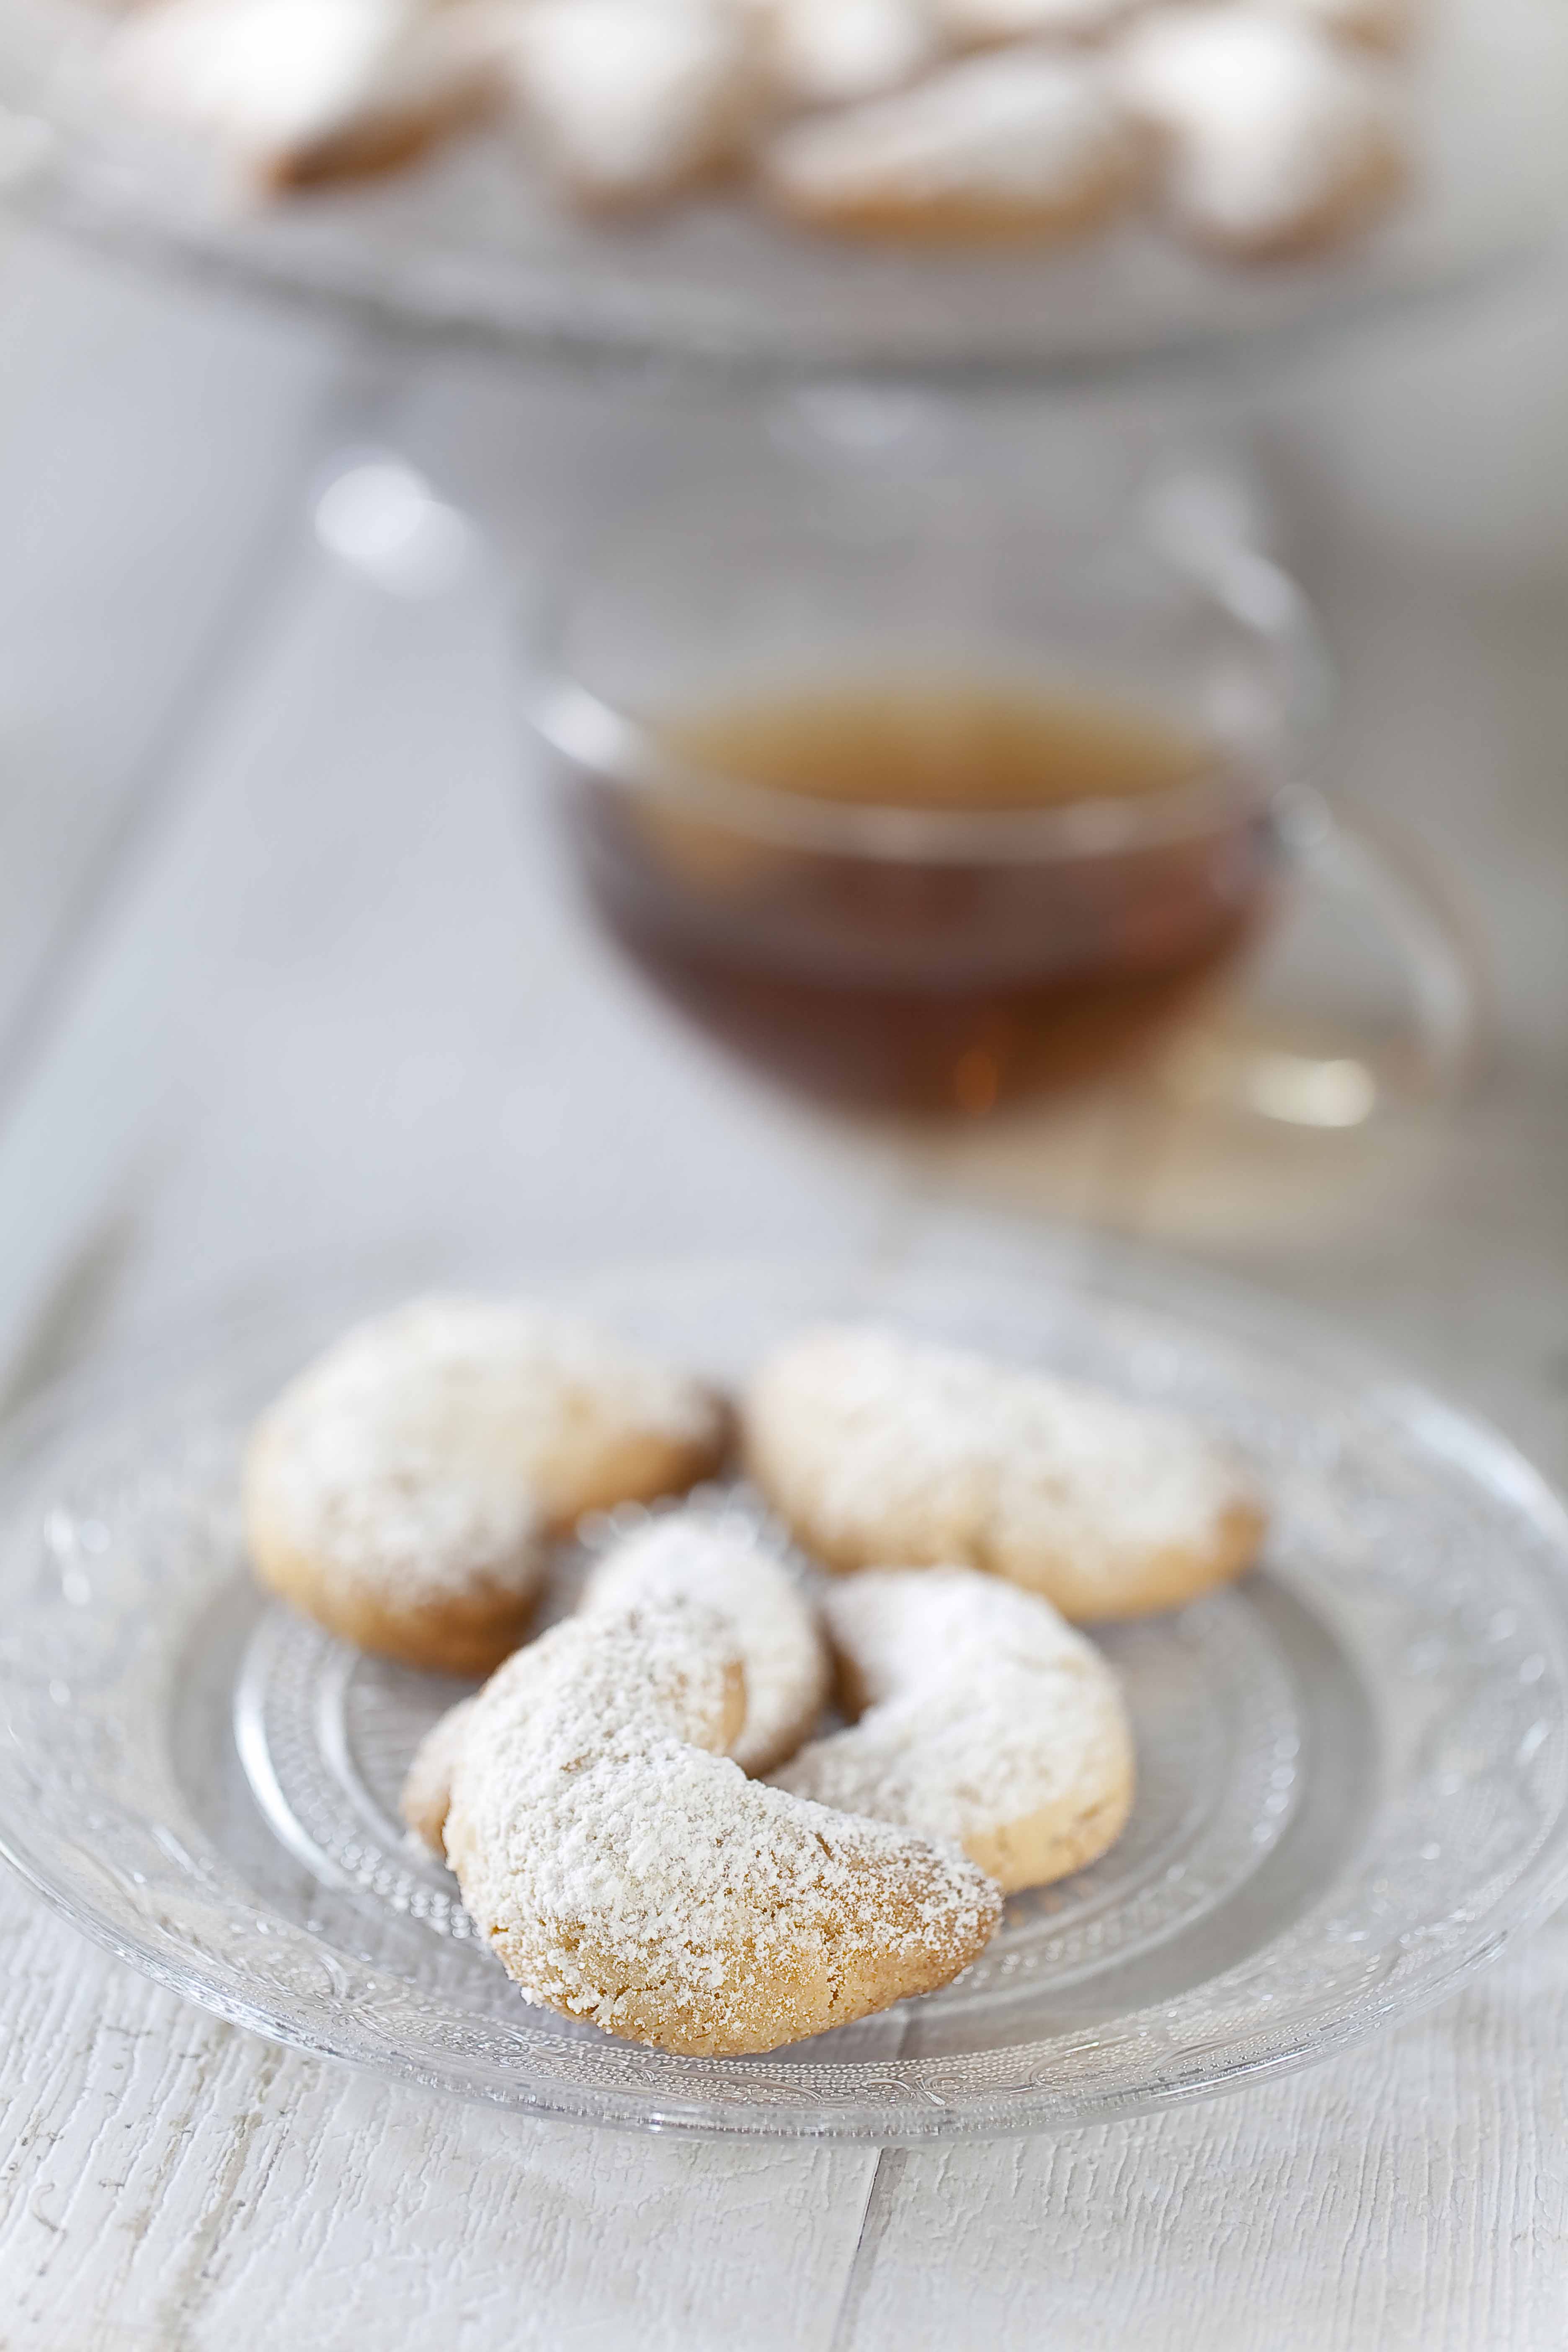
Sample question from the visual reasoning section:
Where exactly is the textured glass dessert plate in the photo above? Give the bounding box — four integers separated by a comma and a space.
1, 1253, 1567, 2143
0, 0, 1565, 382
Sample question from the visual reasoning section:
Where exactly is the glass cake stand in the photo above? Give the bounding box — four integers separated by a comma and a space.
0, 1252, 1565, 2143
0, 0, 1563, 384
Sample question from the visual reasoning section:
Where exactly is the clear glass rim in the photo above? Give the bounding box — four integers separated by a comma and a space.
522, 670, 1275, 867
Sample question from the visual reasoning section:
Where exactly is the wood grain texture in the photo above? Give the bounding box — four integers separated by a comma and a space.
840, 1914, 1568, 2352
0, 1883, 879, 2352
0, 231, 353, 1098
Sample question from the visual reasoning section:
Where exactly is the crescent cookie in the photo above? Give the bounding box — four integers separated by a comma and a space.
761, 47, 1140, 242
764, 0, 939, 110
399, 1508, 830, 1852
443, 1600, 1002, 2055
775, 1568, 1134, 1892
107, 0, 497, 194
244, 1295, 727, 1676
581, 1511, 830, 1774
496, 0, 761, 209
742, 1323, 1264, 1620
1112, 8, 1408, 258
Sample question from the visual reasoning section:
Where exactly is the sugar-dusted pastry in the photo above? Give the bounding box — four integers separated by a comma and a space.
443, 1600, 1002, 2054
244, 1295, 727, 1676
581, 1511, 830, 1773
743, 1323, 1264, 1620
107, 0, 497, 191
401, 1507, 830, 1852
760, 44, 1141, 240
776, 1568, 1134, 1891
1113, 5, 1408, 256
496, 0, 760, 208
936, 0, 1135, 46
763, 0, 940, 110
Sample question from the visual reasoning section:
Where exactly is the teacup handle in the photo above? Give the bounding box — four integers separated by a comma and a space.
1149, 468, 1482, 1127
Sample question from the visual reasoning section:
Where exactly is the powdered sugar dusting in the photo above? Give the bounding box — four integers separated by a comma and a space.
766, 0, 938, 109
776, 1568, 1133, 1876
744, 1323, 1261, 1615
444, 1599, 1001, 2054
108, 0, 485, 165
253, 1294, 721, 1608
764, 46, 1134, 220
581, 1511, 829, 1774
1113, 8, 1403, 250
500, 0, 758, 204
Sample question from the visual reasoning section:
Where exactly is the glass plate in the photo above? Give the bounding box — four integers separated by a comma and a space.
1, 1252, 1566, 2143
1, 0, 1565, 384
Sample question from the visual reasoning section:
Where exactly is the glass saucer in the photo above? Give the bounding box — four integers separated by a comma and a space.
0, 1252, 1565, 2143
1, 0, 1565, 384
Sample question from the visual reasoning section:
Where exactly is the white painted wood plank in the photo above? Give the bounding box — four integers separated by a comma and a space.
0, 228, 352, 1074
0, 1882, 877, 2352
838, 1910, 1568, 2352
0, 505, 905, 1385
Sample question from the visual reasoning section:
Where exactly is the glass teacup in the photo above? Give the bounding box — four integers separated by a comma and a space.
521, 458, 1473, 1126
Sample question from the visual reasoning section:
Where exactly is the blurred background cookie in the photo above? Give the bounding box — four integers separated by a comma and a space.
762, 0, 940, 110
107, 0, 498, 192
761, 44, 1140, 240
1113, 5, 1409, 256
936, 0, 1137, 47
495, 0, 761, 209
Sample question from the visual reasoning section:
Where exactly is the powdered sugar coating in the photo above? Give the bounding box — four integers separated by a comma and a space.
743, 1323, 1264, 1619
108, 0, 494, 190
245, 1294, 725, 1671
582, 1512, 830, 1774
444, 1599, 1001, 2054
764, 0, 939, 108
400, 1509, 829, 1852
1113, 6, 1407, 253
761, 45, 1139, 237
500, 0, 759, 205
775, 1568, 1134, 1890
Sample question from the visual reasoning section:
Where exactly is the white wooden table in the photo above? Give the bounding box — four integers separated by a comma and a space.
0, 224, 1565, 2351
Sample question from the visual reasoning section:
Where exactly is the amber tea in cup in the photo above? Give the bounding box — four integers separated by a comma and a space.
525, 481, 1290, 1116
540, 671, 1270, 1113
